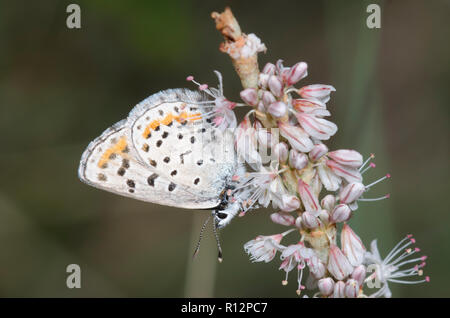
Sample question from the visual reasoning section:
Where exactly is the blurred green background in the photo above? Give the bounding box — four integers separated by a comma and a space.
0, 0, 448, 297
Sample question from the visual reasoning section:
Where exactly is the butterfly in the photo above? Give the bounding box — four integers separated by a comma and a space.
78, 73, 246, 260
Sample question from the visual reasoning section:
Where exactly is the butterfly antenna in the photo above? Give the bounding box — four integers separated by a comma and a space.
192, 215, 211, 259
212, 218, 223, 263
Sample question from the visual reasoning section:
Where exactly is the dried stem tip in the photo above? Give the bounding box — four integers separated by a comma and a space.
211, 7, 266, 89
211, 7, 242, 41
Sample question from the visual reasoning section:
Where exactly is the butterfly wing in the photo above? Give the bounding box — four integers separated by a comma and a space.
78, 118, 223, 209
127, 88, 237, 200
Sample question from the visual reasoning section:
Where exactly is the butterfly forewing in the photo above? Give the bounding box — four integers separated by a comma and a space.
128, 89, 237, 198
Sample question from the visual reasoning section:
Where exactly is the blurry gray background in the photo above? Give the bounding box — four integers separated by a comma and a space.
0, 0, 448, 297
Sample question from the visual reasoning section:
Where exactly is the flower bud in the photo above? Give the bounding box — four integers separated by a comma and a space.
330, 204, 352, 223
268, 75, 283, 97
262, 91, 276, 107
240, 88, 258, 106
301, 211, 319, 229
318, 209, 330, 224
285, 62, 308, 86
344, 279, 359, 298
289, 149, 308, 170
262, 62, 276, 75
318, 278, 334, 296
309, 256, 326, 279
328, 149, 363, 168
268, 101, 287, 118
339, 182, 365, 204
321, 194, 336, 211
270, 212, 295, 226
295, 216, 302, 229
328, 244, 353, 281
257, 129, 275, 148
273, 142, 289, 163
341, 224, 366, 266
279, 122, 314, 153
258, 73, 269, 88
296, 113, 338, 141
279, 194, 300, 212
292, 98, 329, 116
326, 160, 362, 183
298, 84, 336, 103
351, 265, 366, 286
309, 143, 329, 161
298, 180, 320, 211
333, 281, 346, 298
256, 101, 266, 112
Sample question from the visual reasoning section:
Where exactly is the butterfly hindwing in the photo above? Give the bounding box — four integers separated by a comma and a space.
78, 118, 222, 209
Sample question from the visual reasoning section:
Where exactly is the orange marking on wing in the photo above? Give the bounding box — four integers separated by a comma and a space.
97, 136, 127, 168
141, 111, 203, 138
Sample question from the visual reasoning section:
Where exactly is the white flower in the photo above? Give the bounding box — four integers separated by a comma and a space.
327, 244, 354, 281
232, 161, 287, 213
244, 229, 295, 263
279, 242, 315, 295
364, 235, 429, 298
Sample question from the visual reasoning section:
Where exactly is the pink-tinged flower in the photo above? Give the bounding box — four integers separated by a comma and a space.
318, 278, 335, 296
279, 242, 315, 290
268, 75, 283, 97
186, 71, 237, 130
298, 180, 320, 211
298, 84, 336, 104
270, 212, 295, 226
292, 99, 330, 117
244, 229, 294, 263
317, 209, 330, 224
332, 281, 346, 298
240, 88, 258, 106
352, 265, 367, 286
328, 149, 363, 169
268, 101, 287, 118
321, 194, 336, 212
258, 73, 269, 88
262, 91, 276, 108
326, 160, 362, 183
330, 204, 352, 223
233, 163, 287, 213
273, 142, 289, 163
345, 279, 359, 298
364, 236, 429, 298
301, 211, 319, 229
296, 113, 338, 140
279, 122, 314, 153
285, 62, 308, 86
235, 117, 262, 169
339, 182, 365, 204
262, 62, 276, 75
317, 163, 342, 191
341, 224, 366, 266
307, 255, 326, 279
289, 149, 308, 170
279, 194, 300, 212
309, 143, 329, 161
328, 244, 354, 281
256, 128, 276, 149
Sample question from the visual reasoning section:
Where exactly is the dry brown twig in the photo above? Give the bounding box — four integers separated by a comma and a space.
211, 7, 266, 90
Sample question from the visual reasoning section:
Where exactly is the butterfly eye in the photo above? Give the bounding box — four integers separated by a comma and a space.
216, 212, 228, 219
